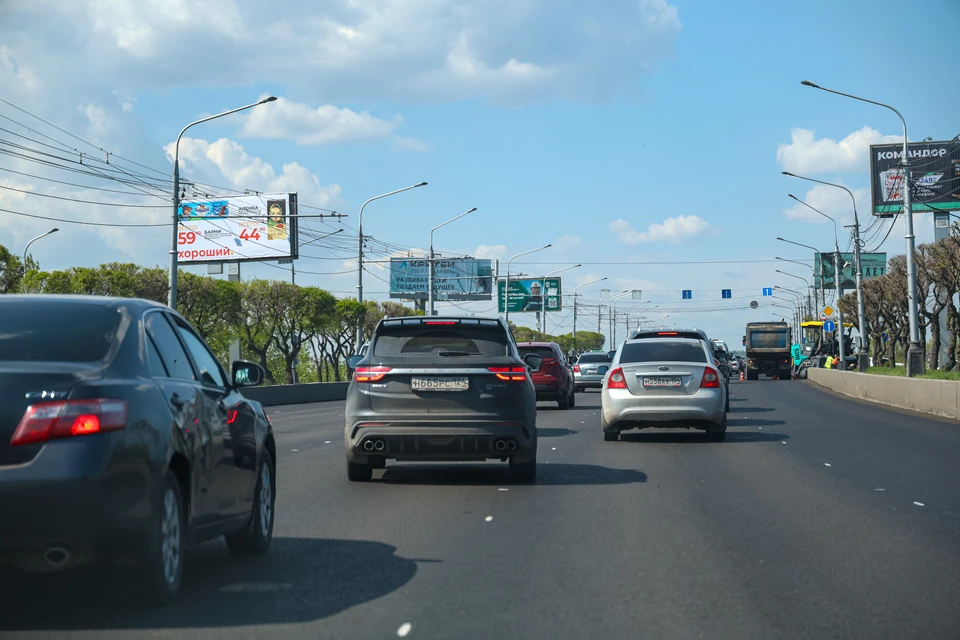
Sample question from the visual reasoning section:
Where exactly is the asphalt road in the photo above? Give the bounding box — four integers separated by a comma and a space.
3, 380, 960, 639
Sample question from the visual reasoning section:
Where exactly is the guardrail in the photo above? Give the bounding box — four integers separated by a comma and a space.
241, 382, 349, 407
809, 369, 960, 420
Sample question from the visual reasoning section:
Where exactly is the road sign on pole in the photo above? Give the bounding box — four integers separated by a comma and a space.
682, 290, 692, 299
721, 289, 732, 299
823, 320, 837, 333
762, 287, 773, 297
821, 305, 835, 318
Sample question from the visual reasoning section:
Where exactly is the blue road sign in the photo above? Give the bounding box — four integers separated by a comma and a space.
762, 287, 773, 297
823, 320, 836, 333
721, 289, 732, 299
682, 290, 692, 299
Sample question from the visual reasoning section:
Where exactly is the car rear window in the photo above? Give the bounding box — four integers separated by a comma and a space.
0, 303, 121, 362
577, 353, 611, 364
373, 325, 508, 357
619, 341, 707, 364
518, 346, 556, 360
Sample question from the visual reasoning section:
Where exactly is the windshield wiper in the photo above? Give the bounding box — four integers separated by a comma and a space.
437, 350, 472, 357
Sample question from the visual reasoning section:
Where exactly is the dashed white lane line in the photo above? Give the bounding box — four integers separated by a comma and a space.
498, 488, 509, 492
914, 501, 925, 507
781, 441, 787, 444
484, 516, 493, 522
324, 440, 332, 444
291, 449, 299, 452
875, 488, 885, 491
397, 622, 412, 637
551, 447, 556, 450
824, 463, 832, 467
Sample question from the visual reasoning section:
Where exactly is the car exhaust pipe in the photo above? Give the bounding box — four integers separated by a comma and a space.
363, 440, 375, 452
506, 440, 517, 452
495, 439, 507, 451
44, 547, 70, 568
373, 439, 385, 452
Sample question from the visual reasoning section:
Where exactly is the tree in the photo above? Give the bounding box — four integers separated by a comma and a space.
239, 279, 281, 384
178, 272, 242, 364
0, 244, 25, 293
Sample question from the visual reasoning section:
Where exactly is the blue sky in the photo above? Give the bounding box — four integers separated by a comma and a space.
1, 0, 958, 348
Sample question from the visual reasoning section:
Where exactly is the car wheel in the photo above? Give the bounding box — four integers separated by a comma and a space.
558, 388, 571, 410
347, 459, 373, 482
706, 413, 727, 442
600, 413, 619, 441
226, 450, 276, 555
509, 456, 537, 482
139, 472, 184, 605
569, 387, 576, 408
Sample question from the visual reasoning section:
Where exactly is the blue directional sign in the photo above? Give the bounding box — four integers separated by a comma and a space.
823, 320, 837, 333
721, 289, 732, 299
682, 289, 692, 300
762, 287, 773, 297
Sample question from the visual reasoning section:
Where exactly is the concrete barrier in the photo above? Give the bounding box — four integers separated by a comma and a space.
241, 382, 349, 407
808, 368, 960, 420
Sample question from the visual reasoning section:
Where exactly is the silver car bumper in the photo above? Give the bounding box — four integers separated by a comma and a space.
573, 372, 605, 388
601, 387, 725, 429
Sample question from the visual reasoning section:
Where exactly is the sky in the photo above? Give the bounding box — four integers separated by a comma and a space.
1, 0, 958, 349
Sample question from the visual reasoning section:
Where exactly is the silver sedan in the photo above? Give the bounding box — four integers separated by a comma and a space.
601, 337, 728, 441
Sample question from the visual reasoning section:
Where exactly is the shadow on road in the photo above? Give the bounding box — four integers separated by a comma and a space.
728, 407, 775, 413
377, 463, 646, 486
734, 418, 786, 427
0, 537, 419, 631
618, 431, 789, 444
538, 427, 578, 438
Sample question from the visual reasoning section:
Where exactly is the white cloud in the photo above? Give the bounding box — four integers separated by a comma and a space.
240, 97, 401, 146
553, 234, 582, 251
0, 44, 38, 90
782, 184, 868, 226
777, 126, 901, 175
475, 244, 506, 260
610, 215, 718, 244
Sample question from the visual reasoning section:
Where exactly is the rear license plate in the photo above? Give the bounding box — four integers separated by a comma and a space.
411, 376, 469, 391
642, 376, 682, 388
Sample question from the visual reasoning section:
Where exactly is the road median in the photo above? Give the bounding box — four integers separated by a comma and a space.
808, 368, 960, 420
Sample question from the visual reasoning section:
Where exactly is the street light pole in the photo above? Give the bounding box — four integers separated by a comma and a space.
503, 244, 552, 331
168, 96, 277, 311
801, 80, 922, 375
573, 277, 607, 352
428, 207, 477, 316
776, 270, 813, 317
777, 257, 817, 308
777, 237, 827, 325
783, 171, 870, 370
788, 194, 845, 367
610, 291, 631, 347
22, 228, 59, 272
539, 264, 580, 335
356, 181, 428, 346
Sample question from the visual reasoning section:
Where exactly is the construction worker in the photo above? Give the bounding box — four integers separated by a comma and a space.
824, 355, 834, 369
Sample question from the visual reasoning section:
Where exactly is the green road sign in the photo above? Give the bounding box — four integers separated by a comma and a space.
497, 277, 562, 313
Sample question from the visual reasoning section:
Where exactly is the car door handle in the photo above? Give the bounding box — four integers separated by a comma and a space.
170, 393, 186, 408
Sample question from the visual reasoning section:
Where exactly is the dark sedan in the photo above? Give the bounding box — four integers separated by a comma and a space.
0, 295, 277, 604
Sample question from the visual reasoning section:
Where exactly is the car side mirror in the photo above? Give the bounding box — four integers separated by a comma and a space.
232, 360, 265, 387
607, 350, 617, 360
346, 354, 364, 371
523, 354, 543, 371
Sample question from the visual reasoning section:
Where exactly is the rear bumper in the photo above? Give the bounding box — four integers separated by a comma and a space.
345, 421, 537, 463
601, 389, 725, 429
0, 436, 158, 571
534, 383, 564, 399
573, 374, 604, 388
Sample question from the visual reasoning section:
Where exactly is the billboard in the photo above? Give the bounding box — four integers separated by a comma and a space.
814, 252, 887, 290
870, 140, 960, 217
389, 258, 493, 300
176, 193, 298, 264
497, 278, 562, 313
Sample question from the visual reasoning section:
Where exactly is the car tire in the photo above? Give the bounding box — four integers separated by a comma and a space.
509, 456, 537, 482
569, 386, 576, 408
558, 388, 571, 410
225, 450, 276, 555
706, 413, 727, 442
603, 431, 619, 442
347, 459, 373, 482
139, 472, 185, 606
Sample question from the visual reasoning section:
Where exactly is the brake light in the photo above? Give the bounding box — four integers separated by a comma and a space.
489, 367, 527, 382
354, 366, 391, 382
425, 321, 457, 325
227, 408, 239, 425
658, 332, 679, 336
700, 367, 721, 389
574, 364, 581, 373
606, 367, 627, 389
10, 399, 128, 447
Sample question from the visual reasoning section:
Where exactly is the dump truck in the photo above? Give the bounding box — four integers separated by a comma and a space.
743, 322, 792, 380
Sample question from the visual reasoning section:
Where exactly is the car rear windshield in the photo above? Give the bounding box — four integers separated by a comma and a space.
519, 346, 556, 360
373, 325, 508, 358
749, 330, 788, 348
0, 303, 121, 362
577, 353, 610, 364
620, 341, 707, 364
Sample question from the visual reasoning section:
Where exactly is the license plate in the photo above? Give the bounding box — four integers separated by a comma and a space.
411, 376, 469, 391
642, 376, 682, 388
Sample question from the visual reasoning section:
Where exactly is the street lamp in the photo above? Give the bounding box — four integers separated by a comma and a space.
788, 194, 846, 366
609, 291, 632, 347
783, 171, 869, 371
775, 270, 813, 317
428, 207, 477, 316
777, 237, 828, 321
776, 257, 817, 308
168, 96, 277, 311
572, 277, 607, 351
540, 264, 580, 335
23, 228, 59, 272
503, 244, 552, 329
355, 181, 428, 345
800, 79, 922, 375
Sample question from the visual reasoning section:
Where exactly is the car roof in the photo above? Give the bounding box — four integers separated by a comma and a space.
516, 342, 555, 347
626, 336, 704, 344
0, 294, 167, 312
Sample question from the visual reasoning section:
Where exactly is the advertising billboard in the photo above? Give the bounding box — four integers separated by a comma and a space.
497, 278, 562, 313
176, 193, 298, 264
869, 140, 960, 217
814, 252, 887, 290
389, 258, 493, 300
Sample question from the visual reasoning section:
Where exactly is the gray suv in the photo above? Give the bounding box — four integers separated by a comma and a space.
344, 316, 542, 482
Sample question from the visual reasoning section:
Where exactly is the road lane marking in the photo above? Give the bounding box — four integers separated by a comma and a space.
397, 622, 412, 637
914, 501, 925, 506
325, 440, 332, 444
498, 488, 509, 491
875, 488, 885, 491
824, 463, 831, 467
291, 449, 299, 452
781, 441, 786, 444
485, 516, 493, 522
552, 447, 556, 450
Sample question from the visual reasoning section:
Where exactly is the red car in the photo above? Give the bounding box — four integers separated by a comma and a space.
516, 342, 575, 409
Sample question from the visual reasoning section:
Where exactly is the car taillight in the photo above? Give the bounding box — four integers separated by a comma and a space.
489, 367, 527, 381
573, 364, 581, 373
714, 359, 720, 367
10, 399, 128, 447
606, 367, 627, 389
227, 408, 240, 424
700, 367, 721, 389
354, 366, 391, 382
